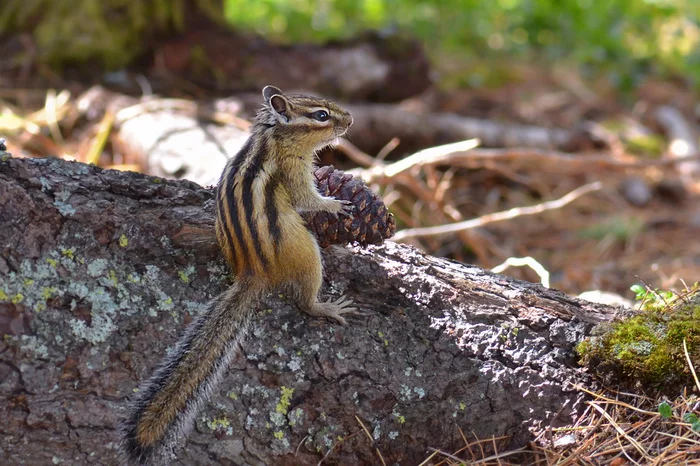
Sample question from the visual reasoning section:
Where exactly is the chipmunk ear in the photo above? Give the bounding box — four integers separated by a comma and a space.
263, 86, 290, 122
262, 85, 283, 103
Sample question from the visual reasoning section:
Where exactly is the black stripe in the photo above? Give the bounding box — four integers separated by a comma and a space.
223, 140, 253, 273
215, 185, 237, 272
265, 175, 282, 250
241, 139, 269, 270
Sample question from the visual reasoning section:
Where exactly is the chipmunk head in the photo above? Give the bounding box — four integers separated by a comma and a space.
257, 85, 353, 153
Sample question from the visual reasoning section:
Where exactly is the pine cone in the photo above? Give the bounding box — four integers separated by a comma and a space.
303, 165, 395, 248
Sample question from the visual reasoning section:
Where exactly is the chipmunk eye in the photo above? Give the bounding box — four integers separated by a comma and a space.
311, 110, 329, 122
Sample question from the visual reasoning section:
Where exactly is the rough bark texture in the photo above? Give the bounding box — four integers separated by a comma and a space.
0, 156, 625, 466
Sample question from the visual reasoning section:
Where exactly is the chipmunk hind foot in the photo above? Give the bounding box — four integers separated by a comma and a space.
303, 296, 364, 325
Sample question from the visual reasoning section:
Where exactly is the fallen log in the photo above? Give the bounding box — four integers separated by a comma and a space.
0, 155, 627, 465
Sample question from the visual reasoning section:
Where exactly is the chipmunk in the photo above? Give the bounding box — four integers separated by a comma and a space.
121, 86, 358, 464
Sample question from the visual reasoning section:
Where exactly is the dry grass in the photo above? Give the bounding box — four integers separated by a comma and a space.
422, 355, 700, 466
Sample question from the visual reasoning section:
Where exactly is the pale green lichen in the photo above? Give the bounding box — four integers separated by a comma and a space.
54, 191, 76, 216
399, 384, 412, 401
20, 335, 49, 359
119, 234, 129, 247
107, 270, 118, 286
87, 259, 108, 277
70, 309, 116, 345
1, 243, 200, 344
269, 412, 286, 427
288, 407, 305, 427
287, 355, 302, 372
39, 177, 52, 192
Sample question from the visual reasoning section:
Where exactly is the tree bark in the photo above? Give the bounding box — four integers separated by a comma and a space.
0, 155, 625, 465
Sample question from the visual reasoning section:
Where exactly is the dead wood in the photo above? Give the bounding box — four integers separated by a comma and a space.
343, 103, 590, 155
0, 155, 629, 466
73, 86, 596, 188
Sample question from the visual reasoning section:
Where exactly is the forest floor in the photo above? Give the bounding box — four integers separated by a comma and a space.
1, 36, 698, 303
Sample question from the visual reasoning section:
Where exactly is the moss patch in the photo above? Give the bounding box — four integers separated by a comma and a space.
577, 284, 700, 391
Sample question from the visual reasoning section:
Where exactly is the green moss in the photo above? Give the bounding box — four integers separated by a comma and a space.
577, 285, 700, 390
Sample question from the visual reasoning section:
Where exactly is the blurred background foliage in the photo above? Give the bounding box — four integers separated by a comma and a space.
2, 0, 700, 89
224, 0, 700, 90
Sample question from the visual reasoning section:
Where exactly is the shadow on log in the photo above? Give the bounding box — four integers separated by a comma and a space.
0, 156, 627, 465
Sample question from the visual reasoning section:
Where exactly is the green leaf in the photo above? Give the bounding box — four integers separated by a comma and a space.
658, 401, 673, 419
630, 284, 646, 299
683, 412, 699, 424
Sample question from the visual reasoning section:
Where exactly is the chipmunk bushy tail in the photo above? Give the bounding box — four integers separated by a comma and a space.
121, 279, 262, 465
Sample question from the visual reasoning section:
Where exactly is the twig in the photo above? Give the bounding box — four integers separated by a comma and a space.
351, 145, 700, 184
336, 138, 377, 167
683, 339, 700, 394
85, 111, 115, 165
589, 402, 650, 461
360, 139, 480, 179
354, 415, 387, 466
316, 431, 362, 465
394, 181, 603, 241
491, 256, 551, 288
376, 137, 400, 161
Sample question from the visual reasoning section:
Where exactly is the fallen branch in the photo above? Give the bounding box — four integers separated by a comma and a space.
1, 155, 627, 465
